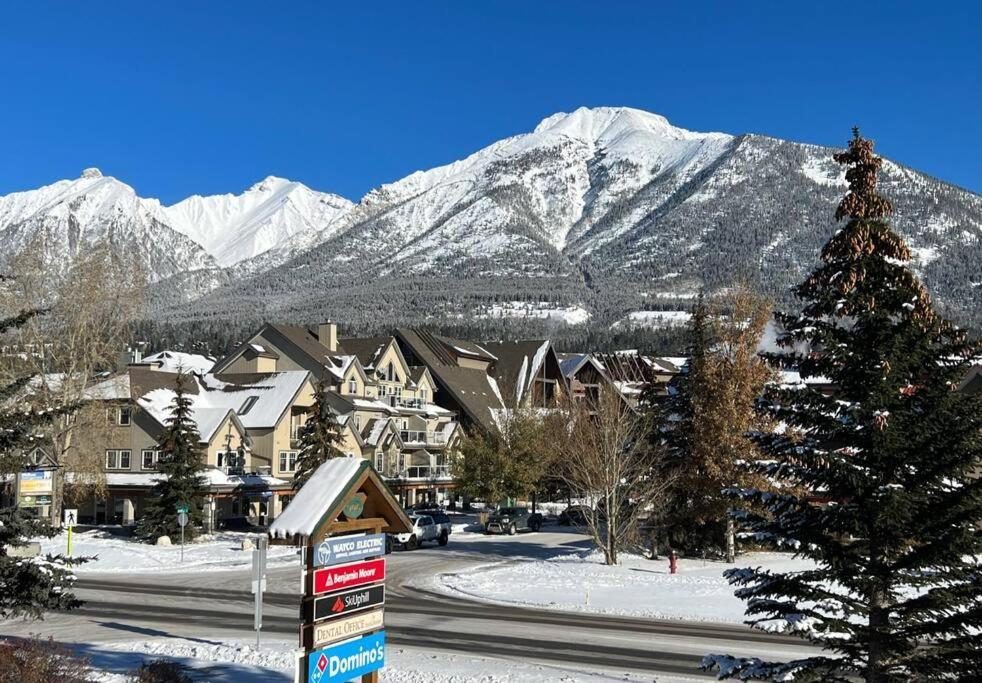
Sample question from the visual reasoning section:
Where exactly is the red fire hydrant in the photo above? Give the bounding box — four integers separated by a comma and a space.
669, 550, 678, 575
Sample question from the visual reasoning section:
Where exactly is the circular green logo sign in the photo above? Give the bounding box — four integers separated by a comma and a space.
343, 496, 365, 519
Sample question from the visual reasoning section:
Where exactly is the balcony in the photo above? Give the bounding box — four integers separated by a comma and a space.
400, 430, 448, 446
403, 465, 451, 480
381, 396, 428, 410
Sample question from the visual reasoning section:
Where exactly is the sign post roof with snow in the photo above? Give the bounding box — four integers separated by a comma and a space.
269, 458, 411, 544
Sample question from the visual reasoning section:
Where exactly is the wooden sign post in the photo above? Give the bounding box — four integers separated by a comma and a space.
269, 459, 412, 683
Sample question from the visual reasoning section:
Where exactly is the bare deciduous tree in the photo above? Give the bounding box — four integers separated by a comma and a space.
0, 241, 145, 523
549, 388, 674, 566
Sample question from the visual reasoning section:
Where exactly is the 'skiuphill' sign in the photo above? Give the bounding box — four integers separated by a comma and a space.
314, 533, 386, 568
307, 630, 385, 683
306, 584, 385, 623
313, 558, 385, 595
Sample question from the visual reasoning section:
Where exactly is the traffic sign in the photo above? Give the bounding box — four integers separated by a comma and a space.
306, 630, 385, 683
313, 533, 386, 568
176, 504, 190, 513
63, 509, 78, 527
305, 584, 385, 623
312, 558, 385, 595
305, 608, 384, 651
177, 512, 189, 528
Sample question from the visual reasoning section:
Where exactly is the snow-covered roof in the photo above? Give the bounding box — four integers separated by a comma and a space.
82, 374, 131, 400
141, 350, 215, 374
136, 371, 311, 440
66, 469, 291, 489
269, 457, 366, 538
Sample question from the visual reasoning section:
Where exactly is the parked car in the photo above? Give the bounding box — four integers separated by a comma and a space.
485, 506, 542, 535
558, 505, 594, 527
392, 514, 449, 550
415, 509, 453, 538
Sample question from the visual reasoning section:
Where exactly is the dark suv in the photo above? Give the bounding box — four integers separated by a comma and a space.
485, 506, 542, 535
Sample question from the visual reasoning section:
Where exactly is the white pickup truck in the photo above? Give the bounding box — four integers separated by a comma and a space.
391, 514, 450, 550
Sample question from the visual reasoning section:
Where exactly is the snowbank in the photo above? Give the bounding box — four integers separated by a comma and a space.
36, 529, 298, 574
437, 550, 814, 623
83, 638, 675, 682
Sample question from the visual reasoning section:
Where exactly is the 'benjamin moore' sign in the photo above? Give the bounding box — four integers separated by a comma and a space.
307, 584, 385, 623
307, 630, 385, 683
310, 608, 384, 649
314, 533, 385, 568
313, 558, 385, 595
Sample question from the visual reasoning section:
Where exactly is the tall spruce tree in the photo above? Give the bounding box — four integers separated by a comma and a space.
136, 374, 206, 543
645, 293, 707, 552
0, 305, 83, 619
293, 380, 346, 489
705, 130, 982, 680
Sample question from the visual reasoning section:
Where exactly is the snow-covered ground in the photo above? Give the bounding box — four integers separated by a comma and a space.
82, 638, 684, 682
475, 301, 591, 325
613, 310, 693, 329
436, 550, 814, 624
36, 529, 298, 574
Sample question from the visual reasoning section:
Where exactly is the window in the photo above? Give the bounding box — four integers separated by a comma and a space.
421, 389, 428, 402
141, 449, 160, 470
238, 396, 259, 415
374, 452, 383, 472
105, 449, 131, 470
386, 362, 395, 381
354, 415, 361, 430
347, 379, 357, 394
279, 451, 298, 473
109, 407, 131, 426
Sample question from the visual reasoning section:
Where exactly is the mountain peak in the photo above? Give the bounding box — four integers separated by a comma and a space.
534, 106, 673, 137
80, 167, 103, 179
248, 176, 294, 193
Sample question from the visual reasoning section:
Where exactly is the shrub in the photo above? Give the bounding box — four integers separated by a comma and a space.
0, 636, 90, 683
132, 659, 194, 682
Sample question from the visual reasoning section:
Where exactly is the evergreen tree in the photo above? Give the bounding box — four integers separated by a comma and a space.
0, 304, 83, 619
705, 131, 982, 680
645, 293, 706, 552
136, 374, 206, 543
293, 380, 346, 489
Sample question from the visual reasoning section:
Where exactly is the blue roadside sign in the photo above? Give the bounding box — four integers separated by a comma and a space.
307, 630, 385, 683
313, 533, 386, 568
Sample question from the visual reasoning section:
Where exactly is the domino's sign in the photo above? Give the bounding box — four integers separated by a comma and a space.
307, 630, 385, 683
314, 533, 386, 568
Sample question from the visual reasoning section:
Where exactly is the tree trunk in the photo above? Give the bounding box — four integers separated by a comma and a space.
726, 517, 735, 563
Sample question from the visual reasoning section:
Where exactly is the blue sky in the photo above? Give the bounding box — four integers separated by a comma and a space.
1, 1, 978, 203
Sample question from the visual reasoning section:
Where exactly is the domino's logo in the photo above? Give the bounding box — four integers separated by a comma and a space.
310, 653, 328, 683
316, 542, 332, 566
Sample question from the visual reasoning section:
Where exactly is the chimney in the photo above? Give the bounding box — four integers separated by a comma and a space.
318, 321, 338, 352
117, 346, 142, 370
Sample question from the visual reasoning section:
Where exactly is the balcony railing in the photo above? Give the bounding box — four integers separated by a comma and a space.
404, 465, 451, 480
400, 430, 448, 446
380, 396, 428, 410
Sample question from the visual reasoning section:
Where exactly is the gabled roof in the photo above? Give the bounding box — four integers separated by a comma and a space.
338, 336, 391, 370
480, 340, 555, 404
132, 369, 312, 442
212, 323, 363, 384
138, 350, 215, 374
395, 329, 504, 433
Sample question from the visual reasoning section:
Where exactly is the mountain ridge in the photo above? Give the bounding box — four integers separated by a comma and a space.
1, 107, 979, 333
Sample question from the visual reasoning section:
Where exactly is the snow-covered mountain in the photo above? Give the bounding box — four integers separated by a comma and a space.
0, 168, 217, 280
180, 106, 981, 328
0, 170, 354, 284
162, 177, 352, 267
2, 106, 980, 332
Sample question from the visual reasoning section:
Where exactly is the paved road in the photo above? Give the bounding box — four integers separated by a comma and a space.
2, 528, 816, 679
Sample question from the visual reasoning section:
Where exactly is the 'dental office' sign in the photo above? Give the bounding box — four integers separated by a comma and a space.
307, 630, 385, 683
314, 533, 386, 568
